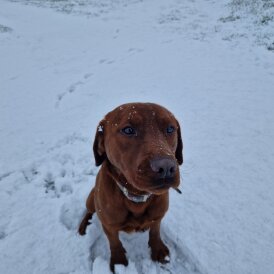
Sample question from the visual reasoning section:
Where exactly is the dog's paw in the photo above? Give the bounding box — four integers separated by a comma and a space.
78, 223, 87, 236
150, 241, 170, 264
110, 248, 128, 272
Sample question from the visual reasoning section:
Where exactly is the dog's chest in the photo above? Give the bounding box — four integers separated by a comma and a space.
121, 201, 152, 232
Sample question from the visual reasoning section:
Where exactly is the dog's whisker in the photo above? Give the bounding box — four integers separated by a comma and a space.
173, 187, 182, 194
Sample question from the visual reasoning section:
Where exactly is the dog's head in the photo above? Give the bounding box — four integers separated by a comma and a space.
93, 103, 183, 194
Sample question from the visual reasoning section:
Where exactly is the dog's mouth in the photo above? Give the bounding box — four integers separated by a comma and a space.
133, 176, 179, 195
151, 183, 172, 190
151, 177, 174, 188
132, 169, 180, 193
148, 179, 177, 193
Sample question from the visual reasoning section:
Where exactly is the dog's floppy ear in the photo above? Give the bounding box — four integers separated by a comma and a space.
93, 121, 106, 166
176, 120, 183, 165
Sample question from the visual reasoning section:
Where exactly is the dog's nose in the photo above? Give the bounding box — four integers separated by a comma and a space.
150, 157, 177, 179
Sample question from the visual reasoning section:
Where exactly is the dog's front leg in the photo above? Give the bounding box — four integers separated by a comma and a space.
102, 225, 128, 272
148, 220, 170, 264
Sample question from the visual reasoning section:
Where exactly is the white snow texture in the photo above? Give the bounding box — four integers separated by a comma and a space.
1, 0, 274, 274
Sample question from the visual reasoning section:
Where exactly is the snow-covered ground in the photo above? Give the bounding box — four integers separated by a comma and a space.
1, 0, 274, 273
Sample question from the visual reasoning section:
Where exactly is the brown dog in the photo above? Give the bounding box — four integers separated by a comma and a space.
78, 102, 183, 272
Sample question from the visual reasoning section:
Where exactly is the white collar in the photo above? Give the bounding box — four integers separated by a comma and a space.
116, 181, 152, 203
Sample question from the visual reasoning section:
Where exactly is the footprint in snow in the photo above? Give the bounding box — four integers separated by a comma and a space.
0, 24, 13, 33
0, 231, 7, 240
44, 172, 56, 194
55, 73, 93, 108
60, 200, 84, 231
99, 59, 115, 64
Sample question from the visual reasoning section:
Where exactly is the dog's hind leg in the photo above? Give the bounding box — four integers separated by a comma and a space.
78, 211, 93, 235
78, 187, 96, 235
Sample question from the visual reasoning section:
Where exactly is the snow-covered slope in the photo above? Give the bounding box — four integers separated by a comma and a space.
1, 0, 274, 273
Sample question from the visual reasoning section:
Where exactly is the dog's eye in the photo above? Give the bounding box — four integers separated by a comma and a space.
121, 126, 136, 136
166, 126, 175, 134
